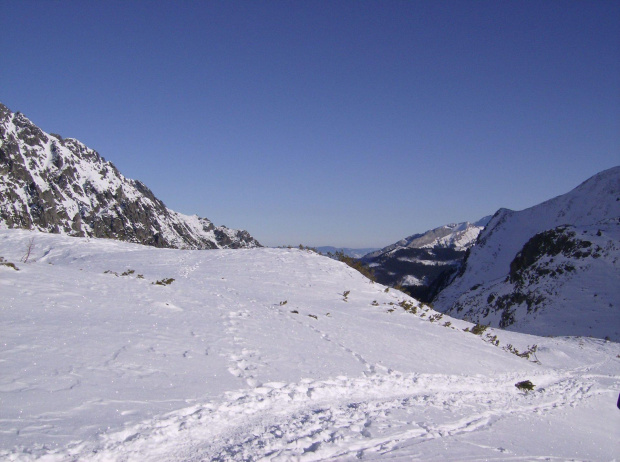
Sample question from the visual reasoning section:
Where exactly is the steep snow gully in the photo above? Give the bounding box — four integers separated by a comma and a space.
0, 230, 619, 461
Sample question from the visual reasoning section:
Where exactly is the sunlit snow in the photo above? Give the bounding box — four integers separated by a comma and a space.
1, 230, 618, 461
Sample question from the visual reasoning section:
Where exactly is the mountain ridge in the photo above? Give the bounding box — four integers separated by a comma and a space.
434, 166, 620, 340
0, 103, 260, 249
361, 218, 491, 302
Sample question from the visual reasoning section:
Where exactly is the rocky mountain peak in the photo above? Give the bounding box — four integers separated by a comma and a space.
0, 102, 261, 249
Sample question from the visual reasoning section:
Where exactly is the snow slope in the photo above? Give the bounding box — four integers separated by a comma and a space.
434, 167, 620, 341
1, 229, 619, 461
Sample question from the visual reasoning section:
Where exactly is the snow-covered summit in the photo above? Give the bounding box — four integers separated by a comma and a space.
0, 102, 260, 249
366, 220, 487, 260
434, 167, 620, 340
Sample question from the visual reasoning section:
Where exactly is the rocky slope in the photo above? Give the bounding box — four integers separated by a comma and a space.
361, 218, 490, 302
0, 103, 260, 249
434, 167, 620, 340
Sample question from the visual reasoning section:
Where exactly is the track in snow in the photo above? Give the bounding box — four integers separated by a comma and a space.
45, 368, 604, 462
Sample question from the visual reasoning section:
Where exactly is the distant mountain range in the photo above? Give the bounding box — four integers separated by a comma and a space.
315, 246, 380, 259
361, 217, 490, 302
0, 103, 260, 249
434, 167, 620, 341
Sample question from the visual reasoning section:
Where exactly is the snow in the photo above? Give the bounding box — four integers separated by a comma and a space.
1, 229, 619, 461
400, 274, 426, 286
396, 257, 459, 266
429, 225, 483, 250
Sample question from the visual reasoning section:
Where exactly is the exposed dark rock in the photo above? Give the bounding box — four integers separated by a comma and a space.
509, 226, 598, 286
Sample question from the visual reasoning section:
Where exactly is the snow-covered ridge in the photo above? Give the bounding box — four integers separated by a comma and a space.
0, 102, 260, 249
365, 220, 488, 261
362, 218, 490, 302
1, 229, 618, 461
434, 167, 620, 340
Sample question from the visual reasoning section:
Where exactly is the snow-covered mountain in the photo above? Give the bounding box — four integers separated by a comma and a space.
0, 103, 260, 249
1, 229, 618, 461
362, 217, 490, 302
435, 167, 620, 340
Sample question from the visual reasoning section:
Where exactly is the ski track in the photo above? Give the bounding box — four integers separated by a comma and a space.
178, 252, 201, 279
291, 309, 381, 377
223, 309, 266, 388
19, 367, 603, 462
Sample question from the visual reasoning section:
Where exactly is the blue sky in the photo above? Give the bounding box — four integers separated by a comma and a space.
2, 1, 618, 247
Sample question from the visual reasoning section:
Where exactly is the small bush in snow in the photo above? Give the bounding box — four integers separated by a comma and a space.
297, 244, 319, 253
0, 257, 18, 271
398, 300, 417, 314
515, 380, 535, 391
505, 344, 539, 363
21, 237, 36, 263
121, 269, 135, 276
279, 300, 288, 306
154, 278, 175, 286
469, 323, 489, 335
328, 251, 375, 281
428, 313, 443, 323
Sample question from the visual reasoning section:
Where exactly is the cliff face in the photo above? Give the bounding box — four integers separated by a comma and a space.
0, 103, 260, 249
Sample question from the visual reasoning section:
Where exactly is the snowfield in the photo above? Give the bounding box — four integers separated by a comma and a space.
1, 230, 619, 461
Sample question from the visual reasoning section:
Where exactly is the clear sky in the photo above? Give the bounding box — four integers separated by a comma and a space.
1, 1, 618, 248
